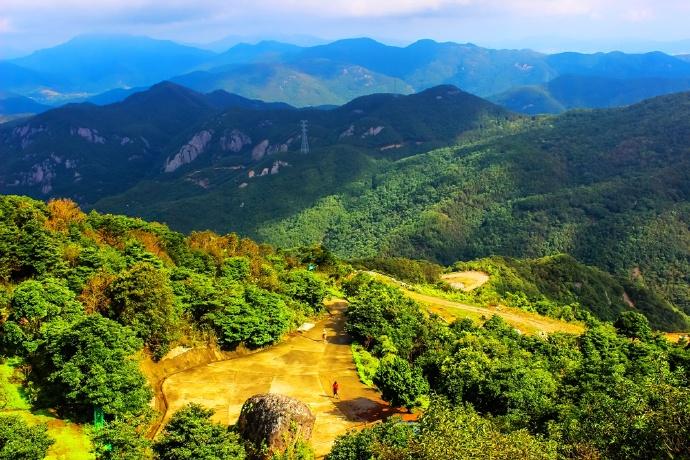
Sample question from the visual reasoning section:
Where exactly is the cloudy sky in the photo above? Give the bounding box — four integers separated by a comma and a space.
1, 0, 690, 57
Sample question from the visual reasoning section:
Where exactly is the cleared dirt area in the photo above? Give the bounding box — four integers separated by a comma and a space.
157, 301, 404, 458
441, 271, 490, 291
665, 332, 690, 343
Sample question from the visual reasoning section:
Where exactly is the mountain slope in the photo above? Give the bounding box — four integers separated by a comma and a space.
0, 62, 58, 94
246, 92, 690, 321
492, 75, 690, 114
173, 61, 414, 106
90, 85, 512, 231
0, 95, 51, 115
0, 83, 510, 205
0, 82, 223, 201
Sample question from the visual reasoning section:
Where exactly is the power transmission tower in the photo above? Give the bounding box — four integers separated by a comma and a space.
300, 120, 310, 154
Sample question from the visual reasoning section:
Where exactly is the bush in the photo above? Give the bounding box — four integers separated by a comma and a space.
0, 415, 54, 460
373, 355, 429, 410
154, 404, 245, 460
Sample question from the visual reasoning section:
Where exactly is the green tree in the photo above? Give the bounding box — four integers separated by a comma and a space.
373, 355, 429, 410
207, 286, 292, 349
282, 270, 327, 311
43, 315, 151, 418
92, 417, 153, 460
221, 257, 251, 282
108, 262, 179, 357
409, 399, 557, 460
153, 404, 245, 460
326, 418, 412, 460
615, 311, 653, 340
0, 415, 54, 460
2, 278, 83, 354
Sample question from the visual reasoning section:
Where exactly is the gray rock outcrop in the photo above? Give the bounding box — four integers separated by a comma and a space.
164, 130, 213, 173
237, 393, 315, 459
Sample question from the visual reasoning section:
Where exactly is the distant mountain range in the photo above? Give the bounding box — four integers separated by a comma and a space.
0, 82, 509, 204
491, 75, 690, 114
4, 34, 690, 113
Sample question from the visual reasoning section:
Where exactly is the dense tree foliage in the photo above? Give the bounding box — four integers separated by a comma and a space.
42, 315, 152, 418
92, 416, 153, 460
327, 400, 556, 460
0, 196, 337, 450
0, 415, 54, 460
108, 262, 180, 357
344, 276, 690, 459
153, 404, 245, 460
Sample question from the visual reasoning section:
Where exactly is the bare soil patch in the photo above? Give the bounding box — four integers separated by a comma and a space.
440, 271, 490, 291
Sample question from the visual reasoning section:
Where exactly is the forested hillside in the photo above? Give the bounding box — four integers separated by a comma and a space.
491, 74, 690, 114
332, 274, 690, 460
0, 195, 333, 447
255, 92, 690, 321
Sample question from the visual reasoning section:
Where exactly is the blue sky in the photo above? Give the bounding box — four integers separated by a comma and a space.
1, 0, 690, 57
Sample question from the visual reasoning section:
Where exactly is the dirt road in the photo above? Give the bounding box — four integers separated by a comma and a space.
406, 290, 585, 335
366, 271, 584, 335
158, 301, 401, 458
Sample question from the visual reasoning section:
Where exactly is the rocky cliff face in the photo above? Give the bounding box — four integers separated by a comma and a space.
164, 130, 214, 173
220, 129, 252, 152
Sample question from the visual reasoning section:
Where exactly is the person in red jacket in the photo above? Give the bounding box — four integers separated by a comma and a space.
332, 380, 340, 399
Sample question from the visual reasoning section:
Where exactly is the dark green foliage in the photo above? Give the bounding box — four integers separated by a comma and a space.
343, 279, 690, 458
372, 355, 429, 410
43, 315, 152, 419
355, 257, 443, 284
0, 415, 53, 460
153, 404, 245, 460
108, 262, 180, 357
0, 196, 62, 281
281, 270, 327, 312
615, 311, 652, 340
206, 285, 293, 349
344, 276, 426, 358
222, 257, 251, 282
3, 278, 84, 354
326, 418, 413, 460
92, 416, 153, 460
327, 400, 557, 460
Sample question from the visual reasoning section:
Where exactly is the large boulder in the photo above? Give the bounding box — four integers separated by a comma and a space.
237, 393, 315, 459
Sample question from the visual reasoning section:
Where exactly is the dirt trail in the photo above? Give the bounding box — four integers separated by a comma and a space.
158, 301, 403, 458
406, 290, 585, 335
366, 271, 583, 335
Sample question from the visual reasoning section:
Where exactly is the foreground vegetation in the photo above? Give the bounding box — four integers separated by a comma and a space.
0, 195, 333, 459
334, 274, 690, 459
1, 195, 689, 459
